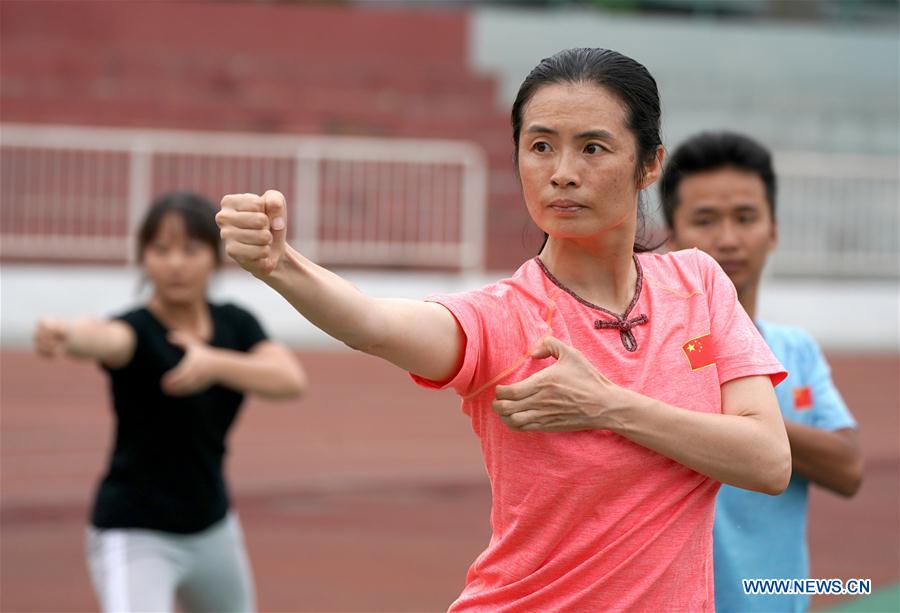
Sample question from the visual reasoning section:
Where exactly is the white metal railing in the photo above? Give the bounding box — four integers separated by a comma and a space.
642, 151, 899, 278
1, 124, 897, 278
771, 152, 899, 277
0, 123, 488, 271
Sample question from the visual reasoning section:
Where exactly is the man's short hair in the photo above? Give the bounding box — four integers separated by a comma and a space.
659, 131, 777, 229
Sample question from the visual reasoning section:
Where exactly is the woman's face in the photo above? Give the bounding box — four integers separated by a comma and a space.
517, 81, 661, 243
142, 213, 216, 305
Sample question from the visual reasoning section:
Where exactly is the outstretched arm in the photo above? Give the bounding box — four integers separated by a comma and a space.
217, 190, 464, 382
34, 317, 135, 368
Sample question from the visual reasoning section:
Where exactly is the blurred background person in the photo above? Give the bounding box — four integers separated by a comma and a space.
660, 131, 863, 613
33, 191, 306, 612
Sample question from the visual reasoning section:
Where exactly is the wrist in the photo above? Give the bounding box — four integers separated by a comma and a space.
262, 246, 305, 289
199, 346, 223, 386
64, 318, 90, 356
598, 387, 645, 434
60, 322, 76, 353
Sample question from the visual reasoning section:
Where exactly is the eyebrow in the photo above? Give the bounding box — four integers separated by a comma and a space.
525, 125, 616, 140
690, 204, 763, 215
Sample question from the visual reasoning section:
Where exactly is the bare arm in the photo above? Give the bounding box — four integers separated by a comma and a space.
609, 375, 791, 495
782, 335, 863, 497
161, 334, 308, 399
784, 422, 862, 497
34, 317, 135, 368
216, 190, 464, 382
493, 336, 792, 495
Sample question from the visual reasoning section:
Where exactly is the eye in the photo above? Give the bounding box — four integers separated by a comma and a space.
531, 141, 551, 153
584, 143, 605, 155
692, 217, 714, 228
737, 213, 759, 225
184, 241, 206, 256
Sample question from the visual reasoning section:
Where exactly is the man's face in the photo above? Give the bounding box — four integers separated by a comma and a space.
668, 167, 777, 294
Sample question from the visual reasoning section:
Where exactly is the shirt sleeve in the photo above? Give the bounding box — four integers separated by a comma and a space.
409, 286, 526, 398
698, 250, 787, 387
226, 304, 269, 352
100, 309, 146, 374
797, 331, 858, 431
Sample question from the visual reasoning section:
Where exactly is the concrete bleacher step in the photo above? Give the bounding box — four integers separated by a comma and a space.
1, 43, 494, 93
1, 3, 469, 66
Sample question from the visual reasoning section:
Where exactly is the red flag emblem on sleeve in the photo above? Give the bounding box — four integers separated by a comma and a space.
794, 386, 813, 410
682, 333, 715, 371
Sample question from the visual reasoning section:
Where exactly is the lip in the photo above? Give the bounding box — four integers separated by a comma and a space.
548, 199, 587, 213
718, 260, 746, 274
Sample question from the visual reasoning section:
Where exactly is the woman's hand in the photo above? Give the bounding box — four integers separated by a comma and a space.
161, 331, 217, 396
34, 318, 71, 358
492, 336, 632, 432
217, 190, 287, 278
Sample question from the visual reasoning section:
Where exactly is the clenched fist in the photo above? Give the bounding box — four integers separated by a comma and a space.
217, 189, 287, 277
34, 318, 71, 358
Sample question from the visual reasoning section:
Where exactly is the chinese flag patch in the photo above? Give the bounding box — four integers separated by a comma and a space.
794, 386, 813, 410
682, 333, 716, 371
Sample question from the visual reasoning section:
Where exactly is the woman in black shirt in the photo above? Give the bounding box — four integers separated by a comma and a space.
34, 191, 306, 613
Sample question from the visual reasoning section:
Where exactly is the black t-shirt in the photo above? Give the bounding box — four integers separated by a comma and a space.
91, 302, 267, 534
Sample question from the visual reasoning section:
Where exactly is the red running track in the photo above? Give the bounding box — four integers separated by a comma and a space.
1, 350, 897, 611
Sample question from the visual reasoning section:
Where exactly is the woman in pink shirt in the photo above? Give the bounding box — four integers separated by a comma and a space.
217, 48, 791, 611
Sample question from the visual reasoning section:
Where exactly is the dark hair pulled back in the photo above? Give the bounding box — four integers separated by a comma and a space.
511, 48, 663, 253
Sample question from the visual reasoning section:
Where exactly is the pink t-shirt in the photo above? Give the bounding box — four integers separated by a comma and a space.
411, 248, 786, 612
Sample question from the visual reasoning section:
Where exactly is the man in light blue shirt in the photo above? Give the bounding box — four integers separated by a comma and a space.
660, 131, 863, 612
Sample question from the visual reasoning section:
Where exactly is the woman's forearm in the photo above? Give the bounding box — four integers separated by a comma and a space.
259, 246, 462, 380
63, 318, 134, 366
493, 341, 790, 494
262, 246, 388, 352
606, 391, 792, 495
206, 345, 306, 399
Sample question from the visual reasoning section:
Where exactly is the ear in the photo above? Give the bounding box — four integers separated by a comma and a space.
638, 145, 666, 190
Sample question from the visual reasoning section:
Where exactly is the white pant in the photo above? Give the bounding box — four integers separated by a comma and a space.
86, 513, 255, 613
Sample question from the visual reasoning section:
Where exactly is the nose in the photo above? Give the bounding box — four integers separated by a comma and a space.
716, 219, 740, 252
550, 151, 580, 188
165, 248, 186, 270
